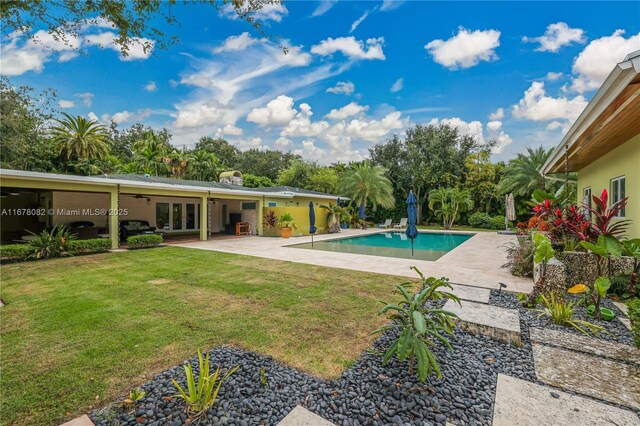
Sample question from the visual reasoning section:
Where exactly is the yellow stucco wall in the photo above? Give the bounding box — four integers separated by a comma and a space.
577, 132, 640, 238
262, 205, 329, 237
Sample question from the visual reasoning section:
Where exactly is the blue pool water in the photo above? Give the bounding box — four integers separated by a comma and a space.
290, 231, 473, 261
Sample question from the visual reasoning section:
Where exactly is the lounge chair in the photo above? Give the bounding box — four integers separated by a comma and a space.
379, 219, 392, 229
393, 218, 407, 229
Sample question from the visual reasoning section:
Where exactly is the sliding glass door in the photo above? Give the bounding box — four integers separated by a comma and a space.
156, 202, 199, 232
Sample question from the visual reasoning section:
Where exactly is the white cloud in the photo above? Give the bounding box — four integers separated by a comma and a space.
425, 27, 500, 70
326, 81, 355, 95
545, 71, 563, 81
487, 120, 502, 131
311, 1, 336, 17
488, 107, 504, 120
174, 101, 238, 129
569, 30, 640, 93
84, 32, 154, 61
58, 100, 75, 108
75, 92, 94, 106
326, 102, 369, 120
275, 137, 293, 150
281, 103, 330, 137
144, 81, 157, 92
0, 30, 81, 75
343, 111, 405, 142
87, 112, 99, 122
214, 32, 260, 53
311, 36, 385, 60
390, 78, 404, 93
110, 109, 152, 124
234, 136, 265, 151
512, 81, 588, 122
216, 124, 243, 137
247, 95, 297, 126
380, 0, 405, 11
221, 3, 288, 23
429, 116, 512, 154
294, 139, 326, 161
350, 11, 370, 33
523, 22, 586, 52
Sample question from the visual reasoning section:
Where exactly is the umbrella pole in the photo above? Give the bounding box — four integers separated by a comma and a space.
411, 240, 414, 257
311, 233, 314, 247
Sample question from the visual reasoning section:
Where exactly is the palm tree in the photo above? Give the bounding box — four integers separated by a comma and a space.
337, 162, 395, 214
428, 187, 473, 229
320, 203, 347, 232
497, 146, 552, 197
51, 113, 110, 161
186, 150, 219, 181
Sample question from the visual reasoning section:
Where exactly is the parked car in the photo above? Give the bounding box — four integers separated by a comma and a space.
119, 220, 156, 241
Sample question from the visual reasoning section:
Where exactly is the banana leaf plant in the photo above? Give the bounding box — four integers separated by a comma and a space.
372, 269, 460, 382
525, 233, 555, 306
580, 235, 622, 319
622, 239, 640, 297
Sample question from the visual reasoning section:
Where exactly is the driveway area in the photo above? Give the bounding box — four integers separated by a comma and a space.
176, 229, 533, 293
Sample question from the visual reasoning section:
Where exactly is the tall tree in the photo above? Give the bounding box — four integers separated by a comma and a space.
497, 146, 552, 197
186, 150, 219, 181
195, 137, 240, 169
370, 124, 479, 221
51, 113, 110, 162
237, 149, 300, 182
463, 150, 500, 213
337, 162, 395, 213
428, 187, 474, 229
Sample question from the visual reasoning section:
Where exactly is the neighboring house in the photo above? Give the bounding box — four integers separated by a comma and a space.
0, 169, 341, 248
542, 50, 640, 238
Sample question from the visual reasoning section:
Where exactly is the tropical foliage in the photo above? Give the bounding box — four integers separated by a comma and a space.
372, 268, 460, 382
338, 162, 395, 215
27, 225, 75, 259
428, 188, 473, 229
51, 113, 110, 161
320, 203, 347, 233
534, 293, 603, 335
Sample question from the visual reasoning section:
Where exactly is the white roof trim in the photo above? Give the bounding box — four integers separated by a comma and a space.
541, 50, 640, 175
0, 169, 340, 200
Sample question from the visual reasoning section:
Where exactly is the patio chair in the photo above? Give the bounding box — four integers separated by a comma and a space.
379, 219, 392, 229
393, 218, 407, 229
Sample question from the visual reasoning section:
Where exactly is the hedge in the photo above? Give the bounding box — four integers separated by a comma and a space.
628, 298, 640, 349
68, 238, 112, 254
127, 234, 163, 249
468, 212, 506, 230
0, 244, 32, 260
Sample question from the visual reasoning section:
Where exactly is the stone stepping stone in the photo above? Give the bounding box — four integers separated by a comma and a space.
619, 317, 632, 331
60, 415, 95, 426
532, 344, 640, 410
493, 374, 638, 426
443, 299, 520, 345
449, 283, 491, 303
278, 406, 335, 426
613, 301, 629, 316
529, 327, 640, 365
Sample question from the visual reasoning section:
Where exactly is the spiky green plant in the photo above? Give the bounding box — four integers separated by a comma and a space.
534, 294, 603, 335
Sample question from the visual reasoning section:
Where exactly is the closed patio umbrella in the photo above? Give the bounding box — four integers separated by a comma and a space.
406, 190, 418, 256
309, 201, 317, 247
505, 193, 516, 230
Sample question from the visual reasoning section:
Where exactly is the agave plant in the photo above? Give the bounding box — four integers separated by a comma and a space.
172, 350, 238, 418
27, 225, 75, 259
534, 293, 603, 335
372, 268, 460, 382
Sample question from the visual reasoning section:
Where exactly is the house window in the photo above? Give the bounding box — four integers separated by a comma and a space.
582, 187, 592, 220
610, 176, 626, 218
241, 202, 256, 210
267, 201, 278, 208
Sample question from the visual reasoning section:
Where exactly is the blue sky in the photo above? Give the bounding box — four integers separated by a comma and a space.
2, 1, 639, 164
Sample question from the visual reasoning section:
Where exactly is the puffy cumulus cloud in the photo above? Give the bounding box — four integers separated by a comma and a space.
428, 117, 512, 154
174, 100, 238, 129
512, 81, 587, 122
144, 81, 157, 92
311, 36, 385, 60
214, 32, 261, 53
569, 30, 640, 93
247, 95, 297, 126
110, 108, 152, 124
294, 140, 326, 161
326, 102, 369, 120
84, 32, 154, 61
0, 30, 81, 75
216, 124, 243, 137
546, 71, 563, 81
75, 92, 94, 106
545, 121, 568, 133
58, 99, 75, 109
523, 22, 586, 52
281, 103, 330, 137
275, 137, 293, 150
234, 136, 266, 151
220, 2, 288, 23
488, 107, 504, 120
425, 27, 500, 70
344, 111, 405, 142
87, 112, 100, 122
326, 81, 355, 95
390, 78, 404, 93
486, 120, 502, 132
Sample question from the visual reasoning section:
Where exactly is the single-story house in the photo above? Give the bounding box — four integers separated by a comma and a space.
0, 169, 342, 248
542, 49, 640, 238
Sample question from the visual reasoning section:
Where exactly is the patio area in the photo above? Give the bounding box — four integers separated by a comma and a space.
175, 228, 533, 294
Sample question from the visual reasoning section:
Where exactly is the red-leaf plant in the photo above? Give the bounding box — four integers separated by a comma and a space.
583, 189, 630, 240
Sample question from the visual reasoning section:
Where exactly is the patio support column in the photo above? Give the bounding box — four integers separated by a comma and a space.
108, 188, 119, 249
257, 197, 264, 236
200, 196, 208, 241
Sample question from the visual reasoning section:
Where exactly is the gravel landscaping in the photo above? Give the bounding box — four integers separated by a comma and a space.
490, 291, 635, 346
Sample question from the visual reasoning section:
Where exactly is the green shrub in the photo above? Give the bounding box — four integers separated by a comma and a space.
127, 234, 163, 248
490, 215, 506, 230
0, 244, 32, 260
28, 225, 75, 259
534, 293, 603, 335
502, 240, 535, 277
68, 238, 112, 254
468, 212, 492, 228
628, 298, 640, 349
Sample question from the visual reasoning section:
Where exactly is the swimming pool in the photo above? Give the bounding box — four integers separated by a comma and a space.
290, 231, 474, 261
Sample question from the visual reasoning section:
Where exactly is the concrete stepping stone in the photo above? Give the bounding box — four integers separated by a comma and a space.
613, 301, 629, 316
533, 344, 640, 410
619, 316, 632, 331
60, 415, 94, 426
493, 374, 638, 426
278, 406, 335, 426
529, 327, 640, 365
443, 299, 520, 345
449, 284, 491, 303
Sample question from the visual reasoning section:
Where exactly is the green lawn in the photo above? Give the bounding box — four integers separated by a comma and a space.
0, 247, 402, 425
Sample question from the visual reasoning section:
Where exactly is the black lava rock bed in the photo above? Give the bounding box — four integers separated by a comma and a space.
490, 290, 635, 346
92, 324, 535, 426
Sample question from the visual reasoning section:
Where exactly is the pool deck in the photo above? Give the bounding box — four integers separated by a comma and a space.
176, 229, 533, 294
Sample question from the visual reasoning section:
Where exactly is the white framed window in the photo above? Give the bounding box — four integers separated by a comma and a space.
582, 187, 592, 219
267, 201, 278, 208
610, 176, 626, 218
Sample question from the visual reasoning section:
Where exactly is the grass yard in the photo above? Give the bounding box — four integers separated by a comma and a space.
0, 247, 402, 425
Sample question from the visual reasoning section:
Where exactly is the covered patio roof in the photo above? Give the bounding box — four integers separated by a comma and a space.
542, 50, 640, 174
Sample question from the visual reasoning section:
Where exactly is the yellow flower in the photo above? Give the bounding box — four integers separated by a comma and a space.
568, 284, 587, 294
